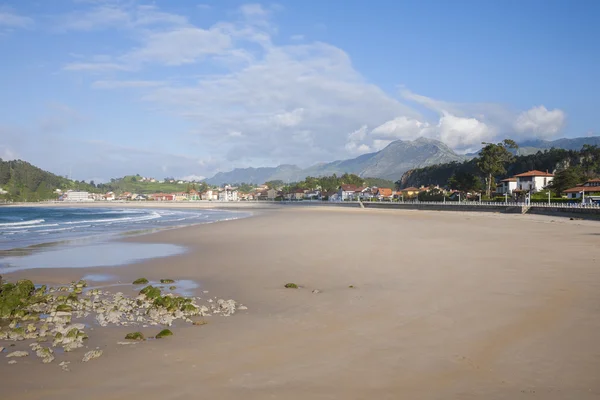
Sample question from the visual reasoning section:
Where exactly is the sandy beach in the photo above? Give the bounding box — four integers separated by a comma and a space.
2, 207, 600, 399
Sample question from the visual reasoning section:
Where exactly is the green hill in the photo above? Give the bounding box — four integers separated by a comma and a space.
96, 175, 208, 195
0, 159, 97, 202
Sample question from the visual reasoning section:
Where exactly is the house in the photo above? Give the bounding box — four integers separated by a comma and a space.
188, 190, 200, 201
292, 189, 305, 200
149, 193, 174, 201
173, 192, 189, 201
496, 177, 517, 195
514, 170, 554, 193
564, 179, 600, 201
375, 187, 393, 200
63, 191, 92, 202
338, 184, 359, 201
218, 188, 238, 201
267, 188, 278, 200
104, 192, 115, 201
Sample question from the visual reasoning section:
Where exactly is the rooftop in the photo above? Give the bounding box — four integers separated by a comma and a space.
514, 170, 554, 177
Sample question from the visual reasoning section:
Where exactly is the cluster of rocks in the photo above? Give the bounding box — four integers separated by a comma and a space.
0, 277, 246, 367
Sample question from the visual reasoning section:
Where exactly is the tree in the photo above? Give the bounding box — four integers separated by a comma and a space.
448, 171, 482, 193
549, 167, 585, 194
265, 180, 284, 189
476, 139, 518, 197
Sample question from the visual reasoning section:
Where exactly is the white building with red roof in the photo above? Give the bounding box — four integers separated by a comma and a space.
564, 179, 600, 200
496, 177, 517, 195
514, 170, 554, 193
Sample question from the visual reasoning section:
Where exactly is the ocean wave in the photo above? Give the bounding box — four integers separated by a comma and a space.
0, 219, 45, 227
36, 227, 74, 233
1, 223, 59, 230
64, 211, 161, 225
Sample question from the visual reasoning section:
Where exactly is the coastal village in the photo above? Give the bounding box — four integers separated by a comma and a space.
56, 170, 600, 204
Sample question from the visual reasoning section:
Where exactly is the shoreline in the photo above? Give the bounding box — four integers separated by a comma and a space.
2, 207, 600, 399
0, 206, 253, 259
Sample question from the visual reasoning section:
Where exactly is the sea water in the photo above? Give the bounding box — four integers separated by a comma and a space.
0, 207, 249, 272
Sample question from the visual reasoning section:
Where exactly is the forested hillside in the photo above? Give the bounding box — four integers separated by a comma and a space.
0, 159, 96, 202
398, 146, 600, 191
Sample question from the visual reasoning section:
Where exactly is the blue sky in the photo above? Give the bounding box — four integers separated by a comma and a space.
0, 0, 598, 182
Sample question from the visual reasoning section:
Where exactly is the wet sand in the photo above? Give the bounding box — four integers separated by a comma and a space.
2, 207, 600, 399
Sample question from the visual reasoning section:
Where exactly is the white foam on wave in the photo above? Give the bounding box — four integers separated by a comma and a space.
64, 211, 161, 225
36, 227, 74, 233
1, 223, 59, 230
0, 219, 45, 227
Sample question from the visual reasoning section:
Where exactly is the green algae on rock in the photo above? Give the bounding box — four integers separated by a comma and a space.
139, 285, 162, 300
160, 279, 175, 284
55, 304, 73, 312
155, 329, 173, 339
125, 332, 145, 341
284, 283, 298, 289
0, 279, 35, 319
132, 278, 149, 285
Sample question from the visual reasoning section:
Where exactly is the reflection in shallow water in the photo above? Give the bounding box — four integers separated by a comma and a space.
0, 242, 185, 273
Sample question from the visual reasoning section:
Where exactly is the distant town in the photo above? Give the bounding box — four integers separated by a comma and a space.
54, 170, 600, 204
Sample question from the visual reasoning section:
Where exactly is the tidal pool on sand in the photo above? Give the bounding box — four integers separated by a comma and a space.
0, 242, 185, 273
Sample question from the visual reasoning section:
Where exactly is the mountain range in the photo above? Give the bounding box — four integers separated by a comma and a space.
206, 137, 466, 185
205, 136, 600, 185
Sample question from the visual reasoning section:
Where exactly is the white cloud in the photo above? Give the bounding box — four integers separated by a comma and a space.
290, 34, 304, 41
272, 108, 305, 127
0, 8, 33, 28
239, 4, 269, 18
124, 27, 232, 66
55, 2, 570, 176
177, 174, 206, 181
371, 116, 431, 140
437, 113, 494, 149
59, 4, 188, 31
514, 105, 565, 138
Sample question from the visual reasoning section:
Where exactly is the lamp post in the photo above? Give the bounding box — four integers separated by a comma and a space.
548, 190, 551, 205
504, 192, 508, 204
581, 190, 585, 205
478, 193, 481, 203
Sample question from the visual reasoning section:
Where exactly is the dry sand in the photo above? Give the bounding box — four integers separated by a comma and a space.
2, 207, 600, 399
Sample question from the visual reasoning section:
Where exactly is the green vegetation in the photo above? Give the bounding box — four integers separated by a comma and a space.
55, 304, 72, 312
132, 278, 149, 285
0, 279, 35, 319
399, 145, 600, 196
125, 332, 145, 341
139, 285, 162, 300
447, 171, 482, 193
284, 283, 298, 289
169, 286, 177, 290
363, 177, 395, 188
476, 140, 518, 197
155, 329, 173, 339
97, 175, 209, 195
0, 159, 98, 202
274, 173, 391, 196
160, 279, 175, 284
